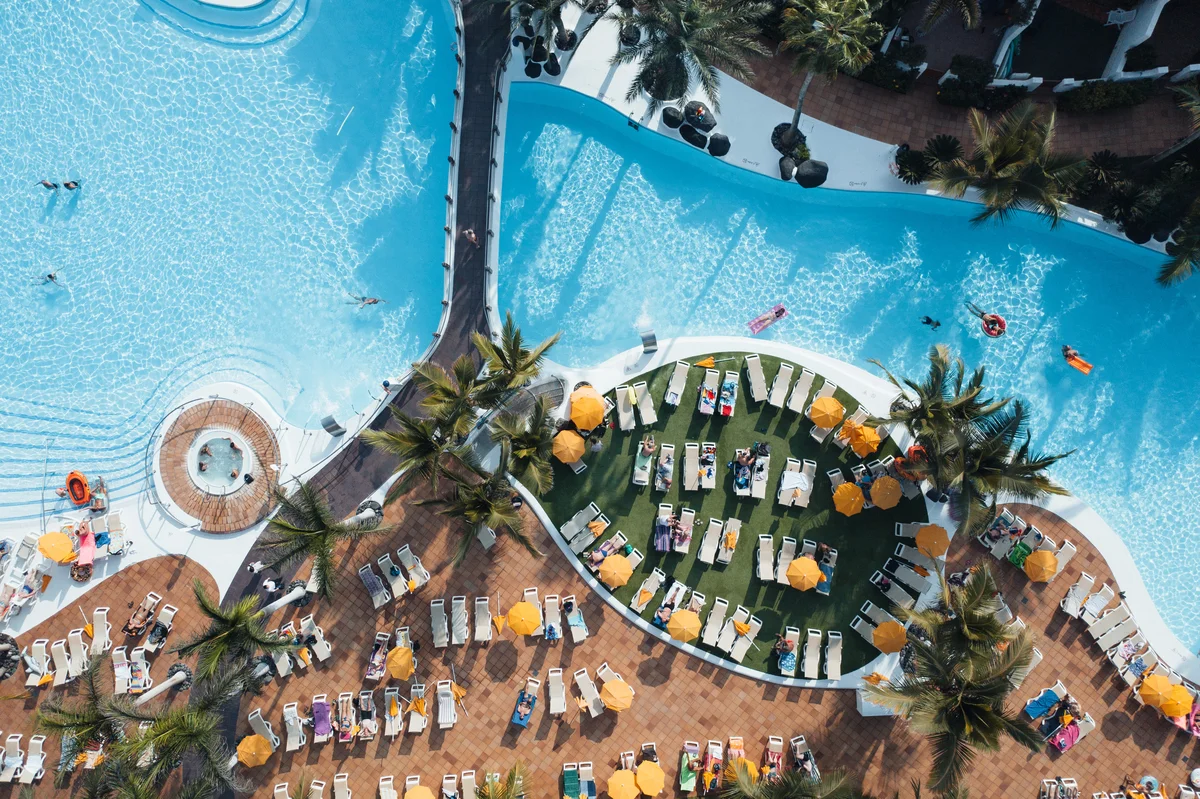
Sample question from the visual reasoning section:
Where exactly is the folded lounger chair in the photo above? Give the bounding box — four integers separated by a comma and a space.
768, 363, 793, 407
548, 667, 567, 716
701, 598, 728, 647
745, 354, 767, 403
684, 443, 701, 491
825, 631, 843, 679
475, 596, 493, 643
431, 599, 450, 649
786, 369, 816, 414
664, 361, 689, 406
634, 382, 658, 425
451, 596, 469, 646
697, 518, 723, 565
615, 385, 636, 430
802, 629, 821, 679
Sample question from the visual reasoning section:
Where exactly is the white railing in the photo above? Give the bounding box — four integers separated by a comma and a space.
483, 46, 514, 341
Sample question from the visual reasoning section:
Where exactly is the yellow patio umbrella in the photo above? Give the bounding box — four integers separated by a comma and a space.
1023, 550, 1058, 582
569, 386, 606, 429
850, 425, 882, 457
833, 482, 865, 516
600, 679, 634, 711
37, 532, 75, 564
873, 620, 908, 654
599, 554, 633, 587
236, 734, 272, 767
507, 601, 541, 636
809, 396, 844, 428
1161, 684, 1194, 718
694, 357, 716, 368
386, 646, 414, 680
636, 760, 666, 796
870, 476, 902, 510
492, 614, 507, 635
411, 696, 427, 717
666, 609, 701, 642
451, 682, 468, 703
552, 429, 587, 463
724, 758, 759, 784
915, 524, 950, 558
406, 786, 435, 799
786, 557, 821, 591
1139, 674, 1173, 707
608, 771, 638, 799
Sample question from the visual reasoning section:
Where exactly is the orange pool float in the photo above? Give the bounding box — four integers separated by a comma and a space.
65, 471, 90, 506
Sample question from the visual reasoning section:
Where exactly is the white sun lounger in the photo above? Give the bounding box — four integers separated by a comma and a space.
825, 631, 843, 679
379, 777, 397, 799
1123, 649, 1158, 686
333, 774, 350, 799
1059, 573, 1095, 618
1108, 633, 1145, 670
632, 449, 653, 487
697, 518, 723, 564
548, 667, 566, 715
615, 385, 636, 430
574, 668, 604, 717
698, 369, 719, 415
408, 684, 427, 734
431, 599, 449, 649
655, 443, 675, 492
751, 455, 770, 499
1080, 584, 1116, 625
437, 680, 457, 729
716, 605, 749, 653
768, 363, 793, 407
378, 554, 409, 600
1051, 540, 1076, 580
91, 608, 112, 656
475, 596, 493, 643
673, 508, 695, 553
0, 735, 23, 784
850, 616, 875, 645
630, 569, 665, 613
634, 382, 657, 425
111, 646, 131, 694
522, 586, 544, 636
664, 361, 689, 406
397, 544, 432, 589
786, 369, 816, 414
67, 629, 88, 678
25, 639, 51, 688
777, 458, 801, 506
701, 598, 728, 647
861, 601, 900, 627
1096, 616, 1138, 650
756, 536, 774, 581
383, 688, 402, 738
442, 775, 459, 799
778, 627, 800, 676
807, 379, 837, 410
358, 565, 391, 609
544, 594, 563, 641
17, 735, 44, 784
871, 570, 915, 609
895, 543, 938, 572
450, 596, 469, 646
700, 442, 717, 489
461, 773, 477, 799
284, 702, 306, 752
775, 537, 797, 584
802, 629, 821, 679
684, 443, 700, 491
559, 502, 601, 542
1011, 646, 1042, 688
143, 605, 176, 654
299, 615, 332, 662
249, 708, 280, 751
729, 615, 762, 663
717, 519, 740, 565
885, 559, 931, 594
745, 354, 767, 403
1088, 602, 1131, 639
564, 594, 588, 643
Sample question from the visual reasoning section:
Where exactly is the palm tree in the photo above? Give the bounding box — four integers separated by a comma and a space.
489, 395, 555, 495
254, 482, 395, 600
472, 312, 560, 390
869, 345, 1008, 443
720, 760, 854, 799
778, 0, 885, 147
1149, 81, 1200, 165
931, 101, 1085, 227
363, 408, 483, 504
413, 355, 505, 439
477, 762, 530, 799
864, 566, 1043, 793
172, 580, 293, 679
1159, 198, 1200, 286
417, 443, 542, 565
917, 0, 979, 35
610, 0, 770, 114
35, 657, 122, 787
895, 565, 1015, 670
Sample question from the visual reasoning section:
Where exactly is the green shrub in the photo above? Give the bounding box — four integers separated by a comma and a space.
1057, 79, 1155, 113
937, 81, 1026, 112
948, 54, 995, 85
1124, 42, 1158, 72
857, 52, 920, 94
893, 43, 926, 68
895, 146, 931, 184
924, 134, 963, 165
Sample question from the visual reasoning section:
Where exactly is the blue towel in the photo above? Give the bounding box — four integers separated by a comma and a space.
816, 563, 834, 596
1025, 689, 1058, 719
778, 650, 796, 673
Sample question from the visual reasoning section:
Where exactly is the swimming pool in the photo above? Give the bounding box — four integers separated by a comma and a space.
0, 0, 457, 517
497, 82, 1200, 648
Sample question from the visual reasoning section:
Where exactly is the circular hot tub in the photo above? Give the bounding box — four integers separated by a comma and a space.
187, 430, 253, 495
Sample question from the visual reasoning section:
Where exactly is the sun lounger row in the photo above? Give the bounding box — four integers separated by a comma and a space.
277, 770, 487, 799
0, 733, 47, 784
361, 544, 431, 608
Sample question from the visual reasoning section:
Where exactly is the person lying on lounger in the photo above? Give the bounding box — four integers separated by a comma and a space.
640, 436, 656, 456
515, 696, 534, 723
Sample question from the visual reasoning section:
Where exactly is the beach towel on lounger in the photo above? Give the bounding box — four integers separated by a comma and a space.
313, 701, 332, 738
1025, 689, 1059, 719
653, 520, 672, 553
1050, 721, 1080, 752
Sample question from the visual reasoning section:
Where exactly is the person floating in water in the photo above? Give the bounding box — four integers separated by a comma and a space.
920, 316, 941, 330
348, 293, 386, 309
41, 272, 62, 287
63, 181, 80, 191
1062, 344, 1079, 361
38, 180, 59, 192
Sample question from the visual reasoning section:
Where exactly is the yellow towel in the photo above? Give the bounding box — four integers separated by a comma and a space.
389, 696, 400, 716
723, 531, 737, 549
638, 589, 652, 606
407, 579, 417, 592
733, 620, 751, 636
297, 648, 311, 666
863, 672, 888, 685
913, 565, 930, 577
587, 519, 606, 534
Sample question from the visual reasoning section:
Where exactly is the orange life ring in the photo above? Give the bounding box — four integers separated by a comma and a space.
982, 314, 1007, 338
66, 471, 90, 506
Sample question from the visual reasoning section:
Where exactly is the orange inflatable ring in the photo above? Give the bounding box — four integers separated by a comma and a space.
66, 471, 90, 506
982, 314, 1007, 338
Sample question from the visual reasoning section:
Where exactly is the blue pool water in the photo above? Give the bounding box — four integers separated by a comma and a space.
0, 0, 456, 516
498, 82, 1200, 647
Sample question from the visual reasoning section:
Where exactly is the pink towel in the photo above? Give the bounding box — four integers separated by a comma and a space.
1050, 721, 1080, 752
76, 530, 96, 567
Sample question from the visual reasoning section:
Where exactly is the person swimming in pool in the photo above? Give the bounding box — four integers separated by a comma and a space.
63, 181, 80, 191
38, 180, 59, 192
199, 462, 208, 472
40, 272, 62, 286
348, 293, 386, 309
920, 316, 941, 330
199, 444, 212, 457
229, 440, 241, 453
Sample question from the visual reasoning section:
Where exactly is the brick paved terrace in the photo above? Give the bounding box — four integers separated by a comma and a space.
4, 492, 1198, 799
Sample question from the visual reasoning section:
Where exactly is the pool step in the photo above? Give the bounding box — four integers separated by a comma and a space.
136, 0, 311, 48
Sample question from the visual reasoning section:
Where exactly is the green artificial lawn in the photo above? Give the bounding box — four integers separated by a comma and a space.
535, 352, 928, 675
